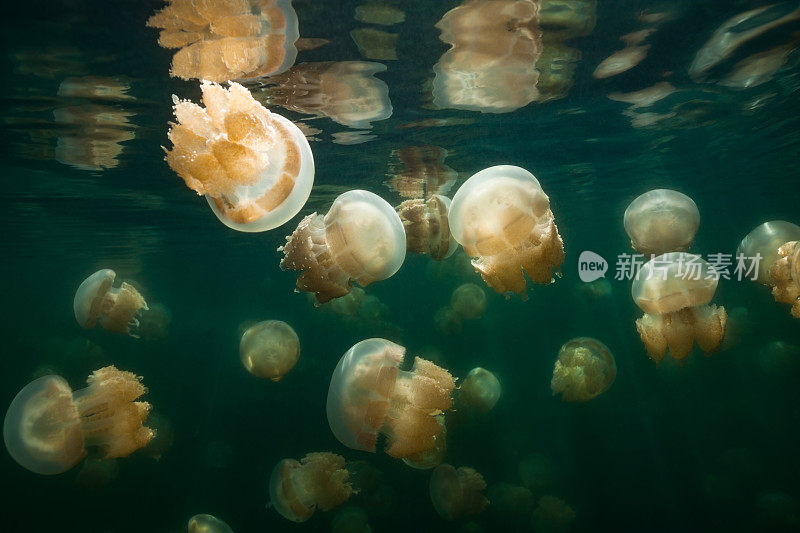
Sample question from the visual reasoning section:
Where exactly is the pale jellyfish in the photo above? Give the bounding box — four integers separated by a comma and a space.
269, 452, 353, 522
450, 283, 487, 320
429, 464, 488, 520
458, 367, 501, 413
396, 195, 458, 260
623, 189, 700, 255
737, 221, 800, 318
164, 81, 314, 232
402, 415, 446, 470
3, 366, 153, 475
551, 338, 616, 402
632, 253, 727, 364
280, 190, 406, 304
531, 495, 576, 533
448, 165, 564, 294
239, 320, 300, 381
188, 514, 233, 533
326, 339, 455, 461
74, 269, 148, 337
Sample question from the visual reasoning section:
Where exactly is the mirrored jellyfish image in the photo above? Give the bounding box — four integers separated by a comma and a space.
280, 190, 406, 304
147, 0, 299, 82
385, 145, 457, 200
402, 415, 446, 470
632, 253, 728, 364
164, 81, 314, 232
429, 464, 489, 521
239, 320, 300, 381
3, 366, 153, 475
448, 165, 565, 295
326, 339, 455, 461
737, 221, 800, 318
458, 367, 501, 413
551, 338, 616, 402
396, 195, 457, 261
623, 189, 700, 255
188, 514, 233, 533
269, 452, 353, 522
74, 269, 149, 337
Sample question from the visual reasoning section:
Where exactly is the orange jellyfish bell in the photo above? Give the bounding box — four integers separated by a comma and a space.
396, 194, 458, 260
429, 464, 489, 520
269, 452, 353, 522
73, 269, 148, 337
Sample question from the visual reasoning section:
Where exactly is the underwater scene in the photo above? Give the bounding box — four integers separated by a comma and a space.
1, 0, 800, 532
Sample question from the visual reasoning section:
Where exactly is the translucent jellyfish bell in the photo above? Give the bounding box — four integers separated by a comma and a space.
623, 189, 700, 255
551, 338, 616, 402
450, 283, 487, 320
188, 514, 234, 533
429, 464, 489, 521
239, 320, 300, 381
402, 414, 446, 470
448, 165, 564, 294
458, 367, 501, 413
281, 190, 406, 303
396, 195, 457, 261
74, 269, 149, 337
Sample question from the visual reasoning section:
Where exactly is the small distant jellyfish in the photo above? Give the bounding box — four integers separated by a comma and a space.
402, 415, 446, 470
269, 452, 353, 523
429, 464, 489, 521
188, 514, 234, 533
450, 283, 487, 320
396, 195, 457, 261
239, 320, 300, 381
623, 189, 700, 255
74, 269, 149, 337
164, 81, 314, 232
434, 307, 463, 336
3, 366, 153, 475
331, 506, 372, 533
280, 190, 406, 304
448, 165, 565, 295
458, 368, 501, 413
737, 221, 800, 319
632, 253, 728, 364
487, 483, 536, 523
531, 495, 576, 533
326, 339, 455, 461
518, 453, 556, 494
551, 338, 616, 402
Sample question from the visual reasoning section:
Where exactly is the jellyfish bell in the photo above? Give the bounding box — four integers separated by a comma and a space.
434, 307, 463, 336
450, 283, 487, 320
448, 165, 564, 295
74, 269, 149, 337
188, 513, 234, 533
396, 195, 457, 261
623, 189, 700, 255
402, 415, 446, 470
429, 464, 489, 521
239, 320, 300, 381
551, 337, 616, 402
458, 367, 501, 413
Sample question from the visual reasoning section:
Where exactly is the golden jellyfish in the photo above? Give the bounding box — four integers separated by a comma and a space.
239, 320, 300, 381
326, 339, 455, 461
737, 221, 800, 319
269, 452, 353, 523
429, 464, 489, 521
623, 189, 700, 255
402, 415, 446, 470
165, 81, 314, 232
632, 253, 728, 364
188, 514, 233, 533
531, 495, 576, 533
458, 367, 501, 413
551, 337, 616, 402
147, 0, 299, 82
3, 366, 153, 475
74, 269, 149, 337
396, 195, 457, 260
280, 190, 406, 304
448, 165, 565, 295
451, 283, 487, 320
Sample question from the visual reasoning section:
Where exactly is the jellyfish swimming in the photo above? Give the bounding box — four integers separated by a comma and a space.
402, 415, 446, 470
74, 269, 149, 337
632, 253, 728, 364
551, 337, 616, 402
448, 165, 564, 295
623, 189, 700, 255
450, 283, 487, 320
164, 81, 314, 232
239, 320, 300, 381
3, 366, 153, 475
458, 367, 501, 413
280, 190, 406, 304
326, 338, 455, 461
429, 464, 489, 521
269, 452, 353, 523
737, 221, 800, 319
188, 514, 234, 533
396, 195, 457, 261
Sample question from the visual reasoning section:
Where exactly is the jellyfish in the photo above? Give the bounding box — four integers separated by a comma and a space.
164, 81, 314, 232
737, 221, 800, 319
758, 340, 800, 379
450, 283, 487, 320
138, 303, 172, 340
434, 307, 463, 336
280, 190, 406, 304
551, 337, 616, 402
518, 453, 557, 494
632, 253, 728, 364
269, 452, 353, 523
429, 464, 488, 521
458, 368, 501, 413
74, 269, 149, 337
326, 339, 455, 461
188, 514, 234, 533
331, 506, 372, 533
75, 455, 119, 489
623, 189, 700, 255
3, 366, 153, 475
385, 145, 457, 200
448, 165, 565, 295
239, 320, 300, 381
487, 483, 535, 524
531, 495, 576, 533
396, 195, 457, 260
402, 415, 446, 470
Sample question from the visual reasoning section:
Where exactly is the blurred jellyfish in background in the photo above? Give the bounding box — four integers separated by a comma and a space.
702, 447, 764, 506
137, 303, 172, 340
75, 456, 119, 489
448, 165, 564, 295
402, 415, 446, 470
575, 278, 612, 302
164, 81, 314, 232
385, 145, 458, 200
269, 452, 353, 522
738, 221, 800, 319
632, 253, 727, 364
397, 195, 457, 261
487, 483, 536, 526
720, 306, 751, 352
147, 0, 299, 81
312, 287, 399, 338
140, 411, 174, 461
280, 190, 406, 304
623, 189, 700, 256
458, 367, 501, 413
239, 320, 300, 381
593, 28, 653, 79
3, 366, 153, 475
518, 453, 557, 495
756, 490, 800, 531
331, 506, 372, 533
74, 269, 149, 337
451, 283, 487, 320
188, 513, 234, 533
434, 307, 464, 336
531, 495, 576, 533
608, 82, 677, 129
551, 338, 615, 402
719, 33, 800, 89
347, 460, 398, 517
758, 340, 800, 380
326, 339, 454, 461
429, 464, 489, 521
